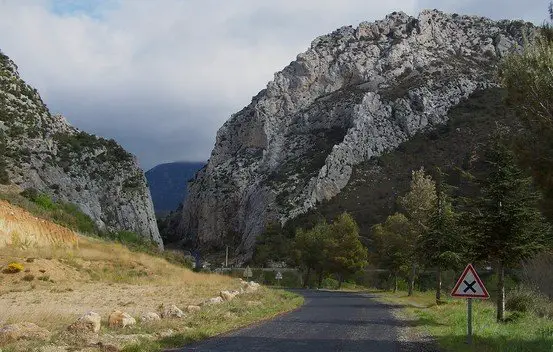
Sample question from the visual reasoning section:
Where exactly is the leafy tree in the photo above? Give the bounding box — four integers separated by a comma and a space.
399, 168, 437, 296
467, 133, 551, 322
421, 168, 464, 304
372, 213, 411, 292
326, 213, 367, 288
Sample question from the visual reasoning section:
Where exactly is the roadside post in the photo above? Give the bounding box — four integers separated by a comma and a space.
451, 263, 490, 345
275, 271, 283, 286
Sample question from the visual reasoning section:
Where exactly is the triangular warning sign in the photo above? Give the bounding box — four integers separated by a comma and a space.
451, 264, 490, 299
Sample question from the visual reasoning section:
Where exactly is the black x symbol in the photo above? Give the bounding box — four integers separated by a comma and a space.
463, 280, 476, 293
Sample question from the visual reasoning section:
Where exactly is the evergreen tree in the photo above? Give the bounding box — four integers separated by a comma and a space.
467, 133, 551, 322
399, 168, 437, 296
326, 213, 368, 288
420, 168, 463, 304
293, 221, 330, 288
372, 213, 411, 292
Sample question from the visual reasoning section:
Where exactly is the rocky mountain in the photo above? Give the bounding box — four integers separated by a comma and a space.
0, 51, 163, 248
175, 10, 534, 255
146, 162, 205, 216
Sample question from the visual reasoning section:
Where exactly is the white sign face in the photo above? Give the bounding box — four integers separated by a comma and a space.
451, 264, 490, 299
275, 271, 283, 280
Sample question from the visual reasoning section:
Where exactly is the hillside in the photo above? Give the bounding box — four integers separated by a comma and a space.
0, 51, 161, 247
175, 10, 534, 256
146, 162, 205, 216
287, 87, 517, 236
0, 197, 301, 351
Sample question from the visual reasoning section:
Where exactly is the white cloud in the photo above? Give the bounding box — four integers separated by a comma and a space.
0, 0, 545, 169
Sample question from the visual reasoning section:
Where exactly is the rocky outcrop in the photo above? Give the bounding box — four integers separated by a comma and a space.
68, 311, 102, 334
177, 10, 534, 255
0, 51, 162, 248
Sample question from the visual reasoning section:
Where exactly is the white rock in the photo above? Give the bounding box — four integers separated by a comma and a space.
68, 311, 101, 333
161, 304, 185, 319
140, 312, 161, 322
108, 310, 136, 328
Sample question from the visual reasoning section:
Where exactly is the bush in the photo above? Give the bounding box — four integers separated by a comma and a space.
22, 274, 35, 281
507, 285, 551, 316
3, 262, 24, 273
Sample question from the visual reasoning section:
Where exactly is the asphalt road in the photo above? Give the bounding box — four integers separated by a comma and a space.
173, 290, 431, 352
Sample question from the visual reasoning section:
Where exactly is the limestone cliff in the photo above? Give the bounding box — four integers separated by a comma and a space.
178, 10, 534, 254
0, 51, 162, 248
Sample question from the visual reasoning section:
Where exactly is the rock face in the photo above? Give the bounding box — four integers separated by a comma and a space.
0, 51, 162, 248
176, 10, 534, 255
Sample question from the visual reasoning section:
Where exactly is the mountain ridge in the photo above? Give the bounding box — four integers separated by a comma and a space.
0, 50, 163, 248
175, 10, 534, 256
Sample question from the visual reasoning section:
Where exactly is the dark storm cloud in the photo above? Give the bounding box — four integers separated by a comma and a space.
0, 1, 547, 170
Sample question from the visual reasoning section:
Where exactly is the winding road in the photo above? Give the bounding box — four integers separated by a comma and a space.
173, 290, 435, 352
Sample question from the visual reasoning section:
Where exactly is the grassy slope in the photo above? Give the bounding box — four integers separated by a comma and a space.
0, 198, 303, 352
376, 291, 553, 352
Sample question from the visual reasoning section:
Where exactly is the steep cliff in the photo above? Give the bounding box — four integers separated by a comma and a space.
0, 51, 162, 248
178, 10, 534, 254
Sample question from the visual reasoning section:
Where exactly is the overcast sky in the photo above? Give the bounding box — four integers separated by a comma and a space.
0, 0, 548, 170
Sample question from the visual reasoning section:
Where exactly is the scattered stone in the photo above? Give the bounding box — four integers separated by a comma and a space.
244, 281, 261, 293
203, 296, 224, 305
108, 310, 136, 328
0, 322, 51, 344
220, 290, 238, 301
68, 311, 101, 333
160, 304, 185, 319
186, 305, 201, 313
157, 329, 175, 338
140, 312, 161, 322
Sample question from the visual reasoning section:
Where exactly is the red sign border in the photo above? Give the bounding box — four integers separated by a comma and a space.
451, 263, 490, 299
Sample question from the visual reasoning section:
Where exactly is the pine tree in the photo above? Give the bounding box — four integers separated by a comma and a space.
467, 133, 551, 322
327, 213, 368, 288
420, 168, 463, 304
399, 168, 437, 296
372, 213, 411, 292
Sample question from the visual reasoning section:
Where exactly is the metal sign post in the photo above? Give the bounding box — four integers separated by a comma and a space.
451, 264, 490, 345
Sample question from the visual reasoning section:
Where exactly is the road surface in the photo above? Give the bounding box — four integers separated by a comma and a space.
173, 290, 433, 352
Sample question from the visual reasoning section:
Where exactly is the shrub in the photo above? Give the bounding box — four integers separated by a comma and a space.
506, 285, 550, 315
3, 262, 24, 273
22, 274, 35, 281
37, 275, 50, 281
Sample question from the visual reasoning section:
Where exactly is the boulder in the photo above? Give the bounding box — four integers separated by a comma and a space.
108, 310, 136, 328
140, 312, 161, 322
160, 304, 185, 319
186, 305, 201, 313
0, 322, 50, 344
68, 311, 101, 333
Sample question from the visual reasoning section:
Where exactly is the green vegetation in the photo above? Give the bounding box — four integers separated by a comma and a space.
294, 213, 368, 288
121, 289, 303, 352
377, 290, 553, 352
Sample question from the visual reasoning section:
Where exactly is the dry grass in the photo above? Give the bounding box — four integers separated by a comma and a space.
0, 200, 302, 352
0, 200, 79, 248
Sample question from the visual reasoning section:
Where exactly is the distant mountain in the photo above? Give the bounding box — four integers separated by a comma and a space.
146, 162, 205, 216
